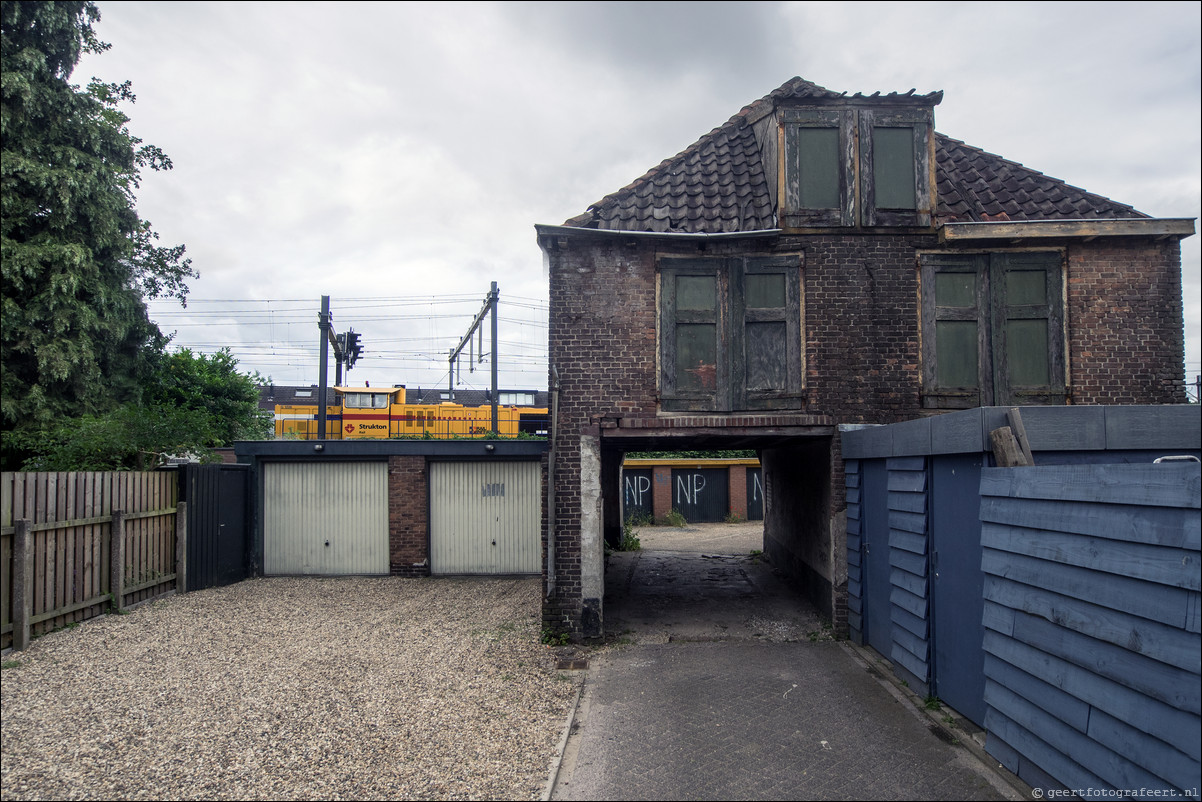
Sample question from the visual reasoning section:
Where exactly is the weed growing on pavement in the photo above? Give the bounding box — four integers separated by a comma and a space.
541, 628, 570, 647
924, 696, 942, 711
2, 659, 22, 669
724, 512, 745, 524
658, 509, 687, 528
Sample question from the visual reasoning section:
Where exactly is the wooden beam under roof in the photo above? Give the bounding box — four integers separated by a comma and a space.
939, 218, 1195, 243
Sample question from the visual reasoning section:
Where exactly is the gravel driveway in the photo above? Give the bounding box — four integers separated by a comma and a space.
1, 576, 580, 801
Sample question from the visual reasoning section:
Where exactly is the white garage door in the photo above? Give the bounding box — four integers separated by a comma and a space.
430, 461, 540, 575
263, 461, 388, 575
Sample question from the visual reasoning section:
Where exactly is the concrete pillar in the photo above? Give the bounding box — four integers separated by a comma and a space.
579, 433, 604, 638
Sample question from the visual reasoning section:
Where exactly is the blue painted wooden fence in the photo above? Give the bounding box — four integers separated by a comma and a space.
980, 462, 1201, 799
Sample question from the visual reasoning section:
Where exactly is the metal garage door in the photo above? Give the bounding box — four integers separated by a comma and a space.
263, 461, 388, 575
430, 461, 540, 575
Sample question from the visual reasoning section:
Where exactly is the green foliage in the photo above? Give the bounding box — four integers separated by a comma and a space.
14, 348, 270, 470
658, 508, 687, 528
616, 516, 642, 552
923, 696, 942, 711
1, 0, 197, 466
540, 628, 570, 647
627, 450, 756, 459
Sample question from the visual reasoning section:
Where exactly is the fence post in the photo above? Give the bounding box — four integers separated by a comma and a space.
110, 510, 125, 613
12, 519, 32, 651
175, 501, 187, 595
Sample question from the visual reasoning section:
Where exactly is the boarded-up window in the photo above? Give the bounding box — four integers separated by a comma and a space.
660, 256, 803, 412
921, 252, 1065, 408
872, 127, 916, 210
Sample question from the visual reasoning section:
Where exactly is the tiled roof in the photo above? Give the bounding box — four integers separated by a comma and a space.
566, 78, 1142, 232
934, 134, 1144, 222
568, 110, 775, 233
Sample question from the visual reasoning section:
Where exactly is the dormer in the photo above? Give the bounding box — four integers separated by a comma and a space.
746, 79, 942, 230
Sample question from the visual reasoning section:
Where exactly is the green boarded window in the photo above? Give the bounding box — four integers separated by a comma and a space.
935, 321, 978, 388
677, 275, 716, 311
798, 128, 840, 209
935, 272, 976, 308
676, 324, 717, 391
1005, 270, 1047, 306
873, 127, 915, 210
745, 274, 786, 308
1006, 320, 1050, 386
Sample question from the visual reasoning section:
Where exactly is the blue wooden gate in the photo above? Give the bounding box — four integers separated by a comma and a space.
929, 453, 987, 727
860, 460, 893, 657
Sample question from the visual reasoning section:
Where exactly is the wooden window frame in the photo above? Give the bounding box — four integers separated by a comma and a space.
660, 255, 804, 412
781, 107, 854, 228
859, 107, 933, 227
920, 251, 1067, 409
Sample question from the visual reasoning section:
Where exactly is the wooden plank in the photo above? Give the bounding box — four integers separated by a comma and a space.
986, 680, 1168, 792
1011, 610, 1201, 715
889, 529, 926, 556
890, 566, 926, 599
982, 522, 1200, 591
984, 653, 1090, 731
982, 549, 1190, 628
1188, 593, 1200, 636
980, 495, 1199, 549
1087, 706, 1200, 792
981, 464, 1201, 509
890, 584, 926, 620
887, 468, 926, 492
984, 575, 1199, 672
892, 603, 928, 639
984, 629, 1201, 761
890, 638, 928, 682
984, 702, 1110, 794
990, 426, 1028, 468
887, 456, 926, 473
1006, 408, 1035, 467
982, 599, 1015, 636
889, 548, 927, 577
888, 509, 927, 535
887, 490, 925, 514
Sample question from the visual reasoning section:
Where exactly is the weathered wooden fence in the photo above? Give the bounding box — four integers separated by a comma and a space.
980, 462, 1201, 798
1, 471, 185, 651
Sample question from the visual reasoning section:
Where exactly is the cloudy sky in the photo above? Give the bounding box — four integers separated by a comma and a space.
75, 1, 1201, 396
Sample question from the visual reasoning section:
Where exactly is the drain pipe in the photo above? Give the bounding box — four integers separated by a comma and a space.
546, 365, 560, 599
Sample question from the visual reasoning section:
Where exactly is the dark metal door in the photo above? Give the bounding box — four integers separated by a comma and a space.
929, 454, 987, 727
182, 463, 250, 590
622, 469, 654, 522
670, 468, 729, 523
746, 467, 764, 521
861, 460, 893, 657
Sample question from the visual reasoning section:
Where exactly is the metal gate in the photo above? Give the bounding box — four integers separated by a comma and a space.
746, 467, 764, 521
263, 461, 388, 575
179, 463, 250, 590
670, 467, 729, 523
622, 468, 654, 521
430, 461, 540, 574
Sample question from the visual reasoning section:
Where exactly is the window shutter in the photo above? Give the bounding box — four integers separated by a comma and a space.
990, 253, 1066, 405
733, 256, 803, 409
922, 254, 989, 408
660, 259, 728, 411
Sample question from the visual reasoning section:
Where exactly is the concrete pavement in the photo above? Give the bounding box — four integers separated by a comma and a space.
548, 525, 1026, 801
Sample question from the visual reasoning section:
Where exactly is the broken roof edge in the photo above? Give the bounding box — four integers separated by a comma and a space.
535, 223, 782, 242
938, 218, 1196, 242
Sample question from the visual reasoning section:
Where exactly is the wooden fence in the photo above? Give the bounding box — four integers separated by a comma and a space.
1, 471, 185, 651
979, 462, 1201, 797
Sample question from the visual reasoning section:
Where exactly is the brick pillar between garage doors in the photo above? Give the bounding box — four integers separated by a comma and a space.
389, 456, 430, 576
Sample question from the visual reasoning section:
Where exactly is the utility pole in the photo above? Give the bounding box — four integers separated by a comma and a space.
449, 282, 500, 434
318, 296, 331, 440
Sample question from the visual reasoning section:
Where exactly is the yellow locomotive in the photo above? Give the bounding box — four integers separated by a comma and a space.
274, 386, 548, 440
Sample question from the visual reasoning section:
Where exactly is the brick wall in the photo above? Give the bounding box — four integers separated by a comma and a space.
544, 230, 1187, 636
1067, 239, 1187, 404
388, 455, 429, 576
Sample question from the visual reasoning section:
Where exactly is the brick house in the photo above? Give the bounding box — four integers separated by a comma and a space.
536, 77, 1192, 639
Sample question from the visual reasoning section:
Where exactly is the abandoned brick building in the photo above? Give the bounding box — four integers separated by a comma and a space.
536, 77, 1192, 639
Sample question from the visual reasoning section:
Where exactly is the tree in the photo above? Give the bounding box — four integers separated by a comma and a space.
1, 0, 197, 466
14, 348, 273, 470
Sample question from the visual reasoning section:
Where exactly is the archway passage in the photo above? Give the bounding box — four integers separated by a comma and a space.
588, 420, 843, 640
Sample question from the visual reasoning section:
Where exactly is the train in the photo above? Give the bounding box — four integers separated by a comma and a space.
274, 385, 549, 440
